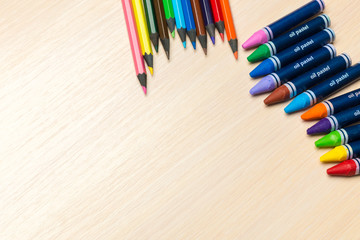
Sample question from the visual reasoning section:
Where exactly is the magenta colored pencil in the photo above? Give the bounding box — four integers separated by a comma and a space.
122, 0, 147, 94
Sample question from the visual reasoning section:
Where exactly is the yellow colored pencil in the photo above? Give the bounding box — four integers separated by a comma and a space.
132, 0, 154, 75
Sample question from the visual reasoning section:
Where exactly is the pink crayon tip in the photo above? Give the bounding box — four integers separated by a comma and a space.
142, 86, 147, 95
220, 33, 224, 42
242, 29, 269, 50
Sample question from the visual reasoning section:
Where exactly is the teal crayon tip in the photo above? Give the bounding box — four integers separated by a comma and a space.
154, 45, 159, 53
284, 93, 311, 114
191, 41, 196, 50
182, 41, 186, 48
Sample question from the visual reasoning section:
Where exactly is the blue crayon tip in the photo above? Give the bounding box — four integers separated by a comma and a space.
250, 75, 276, 95
250, 59, 276, 78
182, 41, 186, 48
191, 41, 196, 50
211, 36, 215, 45
284, 93, 311, 114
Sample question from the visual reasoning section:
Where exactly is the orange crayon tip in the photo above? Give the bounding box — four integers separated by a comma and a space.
301, 103, 328, 121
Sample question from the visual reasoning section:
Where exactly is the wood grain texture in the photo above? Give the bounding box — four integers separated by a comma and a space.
0, 0, 360, 239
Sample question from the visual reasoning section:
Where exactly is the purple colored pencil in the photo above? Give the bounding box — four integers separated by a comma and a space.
199, 0, 216, 44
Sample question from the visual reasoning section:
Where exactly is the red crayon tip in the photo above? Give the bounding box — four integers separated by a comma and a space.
327, 160, 358, 177
220, 33, 224, 42
233, 51, 238, 60
264, 85, 290, 105
301, 103, 328, 121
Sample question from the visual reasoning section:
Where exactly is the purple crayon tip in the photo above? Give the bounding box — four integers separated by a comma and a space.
307, 118, 332, 135
250, 75, 276, 95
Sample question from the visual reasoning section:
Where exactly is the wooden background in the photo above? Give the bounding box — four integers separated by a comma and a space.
1, 0, 360, 239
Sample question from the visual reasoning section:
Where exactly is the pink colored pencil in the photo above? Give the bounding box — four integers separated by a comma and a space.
122, 0, 147, 95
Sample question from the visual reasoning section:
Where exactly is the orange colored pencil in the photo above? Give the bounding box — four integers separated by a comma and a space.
219, 0, 238, 59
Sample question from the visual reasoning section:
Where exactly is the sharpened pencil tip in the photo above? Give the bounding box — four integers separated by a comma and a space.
171, 31, 175, 38
142, 86, 147, 95
234, 51, 238, 60
220, 33, 224, 42
149, 67, 153, 75
203, 48, 207, 55
166, 51, 170, 59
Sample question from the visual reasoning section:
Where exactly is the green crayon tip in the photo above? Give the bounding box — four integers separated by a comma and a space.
247, 44, 272, 63
315, 131, 342, 148
171, 31, 175, 38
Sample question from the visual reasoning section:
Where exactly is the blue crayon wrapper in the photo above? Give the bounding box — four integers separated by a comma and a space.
346, 140, 360, 159
268, 14, 330, 54
342, 124, 360, 143
323, 88, 360, 115
269, 28, 335, 71
269, 44, 335, 87
265, 0, 325, 39
286, 54, 351, 98
306, 63, 360, 105
328, 105, 360, 131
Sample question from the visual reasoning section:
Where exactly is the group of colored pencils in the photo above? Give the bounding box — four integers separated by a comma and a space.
245, 0, 360, 177
122, 0, 238, 94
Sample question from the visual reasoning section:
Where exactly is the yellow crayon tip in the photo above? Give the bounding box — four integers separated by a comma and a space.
148, 67, 153, 75
320, 146, 348, 163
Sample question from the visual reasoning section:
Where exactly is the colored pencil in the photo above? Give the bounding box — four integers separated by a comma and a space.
220, 0, 238, 59
154, 0, 171, 59
163, 0, 176, 37
172, 0, 187, 47
190, 0, 207, 54
199, 0, 216, 45
132, 0, 154, 75
122, 0, 147, 94
209, 0, 225, 41
143, 0, 160, 52
181, 0, 197, 49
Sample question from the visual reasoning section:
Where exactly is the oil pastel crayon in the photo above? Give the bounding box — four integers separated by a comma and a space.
264, 53, 350, 105
307, 105, 360, 135
327, 159, 360, 177
316, 124, 360, 148
163, 0, 176, 37
143, 0, 159, 52
248, 14, 331, 63
302, 88, 360, 121
122, 0, 147, 94
172, 0, 187, 47
209, 0, 224, 41
285, 63, 360, 114
199, 0, 216, 44
250, 28, 335, 78
154, 0, 171, 59
181, 0, 197, 49
220, 0, 238, 59
190, 0, 208, 54
250, 44, 335, 96
320, 140, 360, 162
243, 0, 325, 49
